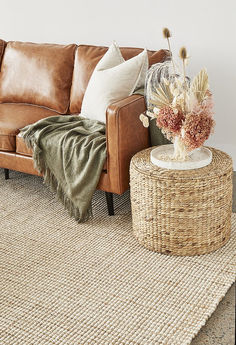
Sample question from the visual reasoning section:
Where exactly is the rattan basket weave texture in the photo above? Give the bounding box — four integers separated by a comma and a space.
130, 147, 233, 256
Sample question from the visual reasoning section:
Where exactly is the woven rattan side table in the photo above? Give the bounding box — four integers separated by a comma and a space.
130, 147, 233, 256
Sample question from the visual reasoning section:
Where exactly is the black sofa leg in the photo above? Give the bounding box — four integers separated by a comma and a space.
4, 169, 9, 180
105, 192, 114, 216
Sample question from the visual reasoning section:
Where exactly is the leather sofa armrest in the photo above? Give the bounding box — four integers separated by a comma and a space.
0, 39, 6, 62
106, 94, 150, 194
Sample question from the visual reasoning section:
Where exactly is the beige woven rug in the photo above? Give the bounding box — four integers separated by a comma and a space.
0, 171, 235, 345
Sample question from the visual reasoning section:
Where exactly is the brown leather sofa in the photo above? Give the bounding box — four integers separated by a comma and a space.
0, 39, 169, 214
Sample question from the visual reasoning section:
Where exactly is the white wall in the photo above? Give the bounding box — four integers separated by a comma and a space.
1, 0, 236, 167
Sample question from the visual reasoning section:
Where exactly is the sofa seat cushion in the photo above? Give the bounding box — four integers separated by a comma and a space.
16, 133, 108, 170
0, 104, 59, 151
0, 41, 77, 113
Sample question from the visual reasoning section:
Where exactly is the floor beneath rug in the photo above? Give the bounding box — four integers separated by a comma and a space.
0, 169, 235, 345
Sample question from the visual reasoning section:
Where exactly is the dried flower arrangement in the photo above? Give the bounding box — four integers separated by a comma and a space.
140, 28, 215, 161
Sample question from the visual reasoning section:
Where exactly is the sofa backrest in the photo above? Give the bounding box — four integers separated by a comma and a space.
0, 41, 76, 114
0, 41, 169, 115
69, 45, 170, 114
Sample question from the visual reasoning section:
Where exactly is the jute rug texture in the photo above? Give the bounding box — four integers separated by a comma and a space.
0, 171, 235, 345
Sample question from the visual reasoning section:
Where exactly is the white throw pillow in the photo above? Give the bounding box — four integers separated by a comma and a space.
81, 43, 148, 123
96, 42, 124, 70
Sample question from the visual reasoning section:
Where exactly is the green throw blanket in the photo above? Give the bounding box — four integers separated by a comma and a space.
20, 115, 107, 223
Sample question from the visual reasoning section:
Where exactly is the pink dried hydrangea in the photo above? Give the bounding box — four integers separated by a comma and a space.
182, 112, 214, 150
154, 92, 215, 149
156, 106, 184, 135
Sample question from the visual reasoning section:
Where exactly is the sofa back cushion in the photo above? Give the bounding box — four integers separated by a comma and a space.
0, 41, 77, 113
69, 45, 169, 114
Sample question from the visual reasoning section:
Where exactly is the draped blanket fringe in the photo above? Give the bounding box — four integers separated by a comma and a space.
21, 115, 106, 223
